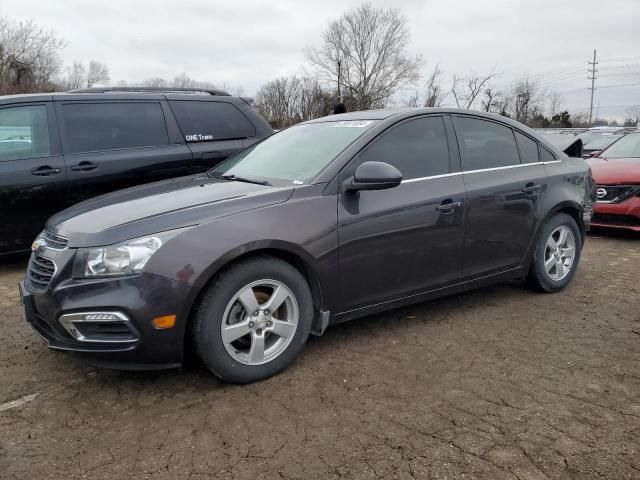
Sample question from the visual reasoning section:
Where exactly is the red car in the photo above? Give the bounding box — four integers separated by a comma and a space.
587, 132, 640, 231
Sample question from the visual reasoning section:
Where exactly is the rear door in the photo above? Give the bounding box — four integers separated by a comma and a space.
168, 99, 256, 173
452, 115, 547, 277
56, 100, 192, 206
0, 102, 66, 254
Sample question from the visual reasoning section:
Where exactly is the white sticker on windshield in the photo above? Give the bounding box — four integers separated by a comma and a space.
292, 180, 304, 185
333, 120, 373, 128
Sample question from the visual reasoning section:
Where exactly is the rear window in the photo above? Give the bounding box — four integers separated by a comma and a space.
515, 131, 539, 163
61, 102, 169, 153
453, 117, 520, 171
169, 101, 255, 142
540, 147, 557, 162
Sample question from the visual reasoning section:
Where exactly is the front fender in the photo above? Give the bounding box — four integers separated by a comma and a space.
144, 184, 340, 312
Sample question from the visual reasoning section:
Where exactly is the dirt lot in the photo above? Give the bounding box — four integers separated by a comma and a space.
1, 232, 639, 480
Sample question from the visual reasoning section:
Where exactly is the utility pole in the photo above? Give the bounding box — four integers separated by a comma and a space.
588, 49, 598, 127
337, 58, 342, 98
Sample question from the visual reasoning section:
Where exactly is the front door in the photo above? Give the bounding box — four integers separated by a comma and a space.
452, 115, 546, 277
338, 116, 466, 312
0, 103, 66, 254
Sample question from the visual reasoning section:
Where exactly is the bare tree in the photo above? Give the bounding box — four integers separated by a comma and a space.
512, 78, 547, 124
481, 87, 501, 112
254, 75, 333, 129
171, 73, 218, 90
625, 106, 640, 126
0, 17, 66, 94
547, 91, 563, 117
424, 64, 445, 107
450, 71, 495, 109
86, 60, 109, 87
63, 61, 86, 90
406, 90, 419, 108
141, 77, 168, 88
305, 3, 423, 110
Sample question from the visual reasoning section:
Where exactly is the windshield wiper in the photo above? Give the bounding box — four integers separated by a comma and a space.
208, 173, 271, 186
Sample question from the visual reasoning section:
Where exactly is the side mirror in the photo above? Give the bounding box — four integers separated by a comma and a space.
346, 161, 403, 192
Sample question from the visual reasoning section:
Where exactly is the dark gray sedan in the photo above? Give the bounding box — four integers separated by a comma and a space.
20, 108, 596, 383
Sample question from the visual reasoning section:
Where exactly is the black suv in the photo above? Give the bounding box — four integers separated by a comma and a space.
0, 87, 272, 255
20, 108, 596, 383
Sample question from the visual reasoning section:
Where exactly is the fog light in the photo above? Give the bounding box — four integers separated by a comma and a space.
152, 315, 176, 329
58, 311, 137, 343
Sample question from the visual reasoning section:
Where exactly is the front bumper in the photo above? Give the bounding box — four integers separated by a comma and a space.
20, 272, 198, 370
592, 196, 640, 231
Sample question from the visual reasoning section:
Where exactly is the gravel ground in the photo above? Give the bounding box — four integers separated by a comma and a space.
1, 232, 639, 480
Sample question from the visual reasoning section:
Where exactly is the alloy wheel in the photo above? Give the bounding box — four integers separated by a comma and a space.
220, 279, 299, 365
544, 226, 576, 281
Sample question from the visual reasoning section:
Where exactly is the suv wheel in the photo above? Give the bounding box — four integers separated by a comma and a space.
192, 256, 313, 383
527, 213, 582, 292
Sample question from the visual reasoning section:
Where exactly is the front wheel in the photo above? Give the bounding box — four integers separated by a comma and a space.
527, 213, 582, 292
191, 256, 313, 383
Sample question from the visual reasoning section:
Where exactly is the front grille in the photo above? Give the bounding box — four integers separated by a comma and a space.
42, 231, 68, 249
27, 255, 56, 292
592, 213, 640, 226
596, 185, 639, 203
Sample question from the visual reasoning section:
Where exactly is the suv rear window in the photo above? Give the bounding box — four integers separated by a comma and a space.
169, 101, 255, 142
61, 102, 169, 153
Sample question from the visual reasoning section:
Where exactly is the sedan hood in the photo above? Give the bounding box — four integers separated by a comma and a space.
586, 157, 640, 184
47, 175, 294, 247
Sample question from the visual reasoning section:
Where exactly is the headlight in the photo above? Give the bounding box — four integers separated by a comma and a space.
73, 229, 188, 278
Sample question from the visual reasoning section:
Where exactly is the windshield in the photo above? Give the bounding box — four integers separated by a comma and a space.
600, 133, 640, 158
211, 120, 378, 184
577, 131, 602, 144
584, 135, 621, 150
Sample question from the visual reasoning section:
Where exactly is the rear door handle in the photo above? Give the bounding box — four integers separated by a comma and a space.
522, 183, 541, 194
436, 200, 462, 213
31, 166, 61, 176
71, 161, 98, 172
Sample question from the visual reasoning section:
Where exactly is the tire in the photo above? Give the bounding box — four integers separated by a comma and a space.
527, 213, 582, 293
191, 255, 313, 383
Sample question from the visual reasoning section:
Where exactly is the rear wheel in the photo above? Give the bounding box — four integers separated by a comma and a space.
527, 213, 581, 292
192, 256, 313, 383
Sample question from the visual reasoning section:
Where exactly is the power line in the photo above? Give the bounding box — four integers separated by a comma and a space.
597, 82, 640, 89
598, 56, 640, 63
598, 72, 640, 77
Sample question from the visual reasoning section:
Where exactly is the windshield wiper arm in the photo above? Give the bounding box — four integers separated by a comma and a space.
209, 173, 271, 186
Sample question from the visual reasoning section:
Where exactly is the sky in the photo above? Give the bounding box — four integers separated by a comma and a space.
2, 0, 639, 120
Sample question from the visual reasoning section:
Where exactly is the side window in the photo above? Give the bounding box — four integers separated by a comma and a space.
515, 131, 539, 163
61, 102, 169, 153
0, 105, 50, 161
169, 101, 255, 142
359, 117, 450, 180
540, 147, 557, 162
453, 117, 519, 171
